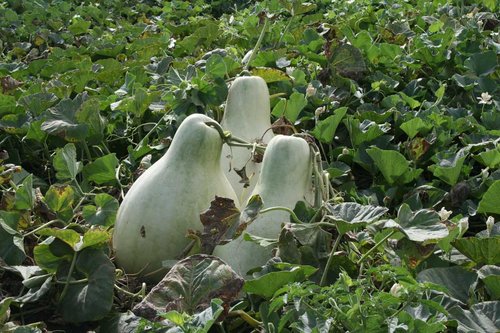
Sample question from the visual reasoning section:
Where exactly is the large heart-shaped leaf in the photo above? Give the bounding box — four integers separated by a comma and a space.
478, 180, 500, 215
132, 254, 243, 319
417, 266, 477, 304
452, 237, 500, 265
449, 301, 500, 333
367, 147, 422, 184
384, 204, 448, 243
326, 202, 388, 234
478, 265, 500, 299
59, 248, 115, 323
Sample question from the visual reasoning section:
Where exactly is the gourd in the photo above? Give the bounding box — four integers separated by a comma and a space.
220, 76, 274, 203
213, 135, 313, 277
113, 114, 239, 281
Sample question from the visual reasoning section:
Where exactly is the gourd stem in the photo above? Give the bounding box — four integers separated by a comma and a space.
259, 206, 302, 224
114, 283, 145, 300
23, 219, 62, 237
243, 16, 268, 70
205, 120, 267, 153
59, 252, 78, 303
320, 232, 343, 286
357, 230, 396, 265
55, 278, 88, 285
228, 310, 262, 327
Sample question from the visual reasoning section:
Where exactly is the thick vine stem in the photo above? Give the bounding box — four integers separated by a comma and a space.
357, 230, 396, 265
259, 206, 303, 224
243, 15, 268, 71
320, 232, 343, 286
205, 120, 267, 154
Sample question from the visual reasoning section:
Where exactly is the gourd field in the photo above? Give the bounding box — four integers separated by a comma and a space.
1, 0, 500, 332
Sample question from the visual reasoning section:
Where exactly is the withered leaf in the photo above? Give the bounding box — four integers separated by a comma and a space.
272, 116, 295, 136
132, 254, 244, 321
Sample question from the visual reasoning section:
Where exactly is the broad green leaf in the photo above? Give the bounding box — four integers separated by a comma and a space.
82, 153, 118, 184
0, 297, 13, 324
59, 248, 115, 322
16, 274, 54, 304
386, 204, 448, 243
344, 117, 390, 147
478, 265, 500, 299
0, 219, 26, 265
331, 44, 366, 79
205, 54, 227, 78
18, 92, 58, 116
474, 146, 500, 168
41, 93, 90, 142
44, 184, 75, 221
68, 16, 91, 35
271, 92, 308, 123
79, 229, 111, 251
464, 51, 497, 76
183, 299, 224, 333
311, 107, 348, 143
449, 301, 500, 333
400, 118, 432, 139
0, 93, 16, 116
132, 254, 243, 317
244, 264, 317, 298
82, 193, 119, 226
399, 92, 421, 109
452, 237, 500, 265
429, 147, 468, 186
478, 180, 500, 215
36, 228, 81, 250
33, 242, 72, 273
417, 266, 477, 304
367, 147, 421, 185
325, 202, 388, 235
14, 174, 34, 210
52, 143, 82, 180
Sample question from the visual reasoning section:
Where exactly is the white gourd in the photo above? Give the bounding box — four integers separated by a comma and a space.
213, 135, 313, 277
220, 76, 274, 203
113, 114, 239, 281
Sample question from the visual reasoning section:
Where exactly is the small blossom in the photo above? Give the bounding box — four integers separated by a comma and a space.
477, 92, 492, 105
486, 216, 495, 236
306, 84, 317, 97
314, 106, 326, 118
390, 283, 405, 297
438, 207, 452, 221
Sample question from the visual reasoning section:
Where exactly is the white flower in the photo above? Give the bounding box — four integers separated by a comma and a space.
477, 92, 492, 105
390, 283, 405, 297
306, 84, 317, 97
438, 207, 452, 221
486, 216, 495, 236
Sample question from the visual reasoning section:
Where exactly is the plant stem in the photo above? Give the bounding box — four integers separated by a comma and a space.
356, 230, 396, 265
82, 140, 92, 161
320, 232, 343, 286
24, 219, 62, 237
59, 252, 78, 303
259, 206, 302, 224
228, 310, 262, 328
243, 16, 268, 71
114, 283, 145, 300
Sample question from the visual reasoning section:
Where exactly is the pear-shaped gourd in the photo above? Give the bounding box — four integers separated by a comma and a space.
221, 76, 274, 203
213, 135, 313, 277
113, 114, 239, 281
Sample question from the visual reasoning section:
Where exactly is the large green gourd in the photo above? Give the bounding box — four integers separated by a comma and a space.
113, 114, 239, 281
220, 76, 274, 203
213, 135, 313, 277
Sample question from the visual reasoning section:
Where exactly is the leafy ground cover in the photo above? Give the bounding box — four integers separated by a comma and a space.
0, 0, 498, 332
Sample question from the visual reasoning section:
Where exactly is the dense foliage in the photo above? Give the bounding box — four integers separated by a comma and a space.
0, 0, 498, 332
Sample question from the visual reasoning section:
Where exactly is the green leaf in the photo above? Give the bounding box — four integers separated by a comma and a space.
449, 301, 500, 333
452, 237, 500, 265
82, 194, 119, 226
205, 54, 227, 78
68, 16, 91, 35
325, 202, 388, 234
41, 93, 90, 142
464, 51, 498, 76
367, 147, 421, 185
385, 204, 448, 243
311, 107, 348, 143
417, 266, 477, 304
344, 117, 390, 147
53, 143, 82, 181
36, 228, 81, 250
250, 68, 290, 83
243, 264, 317, 298
0, 219, 26, 265
82, 153, 118, 184
271, 92, 308, 123
474, 146, 500, 169
400, 118, 432, 139
14, 174, 34, 210
429, 147, 468, 186
132, 254, 243, 317
331, 44, 366, 79
0, 93, 16, 116
33, 242, 71, 273
478, 180, 500, 215
44, 184, 75, 221
478, 265, 500, 299
59, 248, 115, 323
18, 93, 58, 116
80, 228, 111, 251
